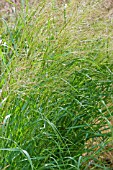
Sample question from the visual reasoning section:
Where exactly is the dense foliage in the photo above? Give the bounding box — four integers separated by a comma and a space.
0, 0, 113, 169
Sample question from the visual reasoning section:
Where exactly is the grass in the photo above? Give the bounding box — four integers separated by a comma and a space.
0, 0, 113, 169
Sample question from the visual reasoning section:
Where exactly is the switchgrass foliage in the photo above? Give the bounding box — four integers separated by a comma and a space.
0, 0, 113, 169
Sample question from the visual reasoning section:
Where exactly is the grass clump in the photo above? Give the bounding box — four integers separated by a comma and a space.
0, 0, 113, 169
